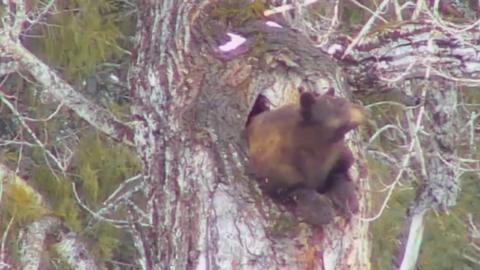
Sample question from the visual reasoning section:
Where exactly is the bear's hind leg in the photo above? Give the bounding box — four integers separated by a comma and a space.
324, 173, 358, 219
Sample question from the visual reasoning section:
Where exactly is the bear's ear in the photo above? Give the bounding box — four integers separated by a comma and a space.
300, 92, 316, 121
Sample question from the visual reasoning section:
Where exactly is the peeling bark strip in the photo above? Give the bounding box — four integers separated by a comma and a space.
0, 38, 133, 143
330, 21, 480, 88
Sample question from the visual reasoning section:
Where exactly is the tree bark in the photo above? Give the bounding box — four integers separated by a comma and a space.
128, 1, 369, 269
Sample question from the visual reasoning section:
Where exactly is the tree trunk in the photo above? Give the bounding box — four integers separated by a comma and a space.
127, 1, 369, 269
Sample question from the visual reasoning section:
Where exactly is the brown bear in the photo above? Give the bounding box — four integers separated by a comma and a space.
246, 89, 364, 226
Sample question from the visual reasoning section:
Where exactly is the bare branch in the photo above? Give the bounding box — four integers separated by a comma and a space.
363, 98, 426, 222
263, 0, 319, 17
0, 216, 14, 269
342, 0, 391, 58
0, 61, 18, 76
54, 232, 100, 270
0, 39, 133, 143
1, 0, 27, 41
324, 21, 480, 89
71, 182, 129, 228
18, 216, 62, 270
0, 93, 66, 171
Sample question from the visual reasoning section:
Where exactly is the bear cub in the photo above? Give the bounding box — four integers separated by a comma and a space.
246, 89, 364, 226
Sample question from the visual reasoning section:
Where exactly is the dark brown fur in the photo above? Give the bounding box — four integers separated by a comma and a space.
246, 91, 364, 225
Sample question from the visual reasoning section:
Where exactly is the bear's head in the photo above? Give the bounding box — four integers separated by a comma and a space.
300, 89, 365, 142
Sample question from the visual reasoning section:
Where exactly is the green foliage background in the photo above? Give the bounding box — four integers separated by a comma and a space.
364, 91, 480, 270
2, 131, 141, 269
29, 0, 126, 79
0, 0, 139, 269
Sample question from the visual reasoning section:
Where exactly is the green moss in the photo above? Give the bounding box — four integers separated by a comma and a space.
462, 86, 480, 106
0, 0, 139, 266
29, 130, 140, 237
3, 180, 48, 225
81, 222, 135, 269
50, 242, 77, 270
0, 149, 18, 164
211, 0, 266, 26
73, 132, 141, 203
56, 196, 82, 232
89, 223, 118, 262
33, 0, 123, 79
31, 166, 82, 231
79, 163, 99, 202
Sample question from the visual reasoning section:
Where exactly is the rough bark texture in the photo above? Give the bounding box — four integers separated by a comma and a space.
126, 0, 480, 267
18, 216, 62, 270
127, 1, 369, 269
